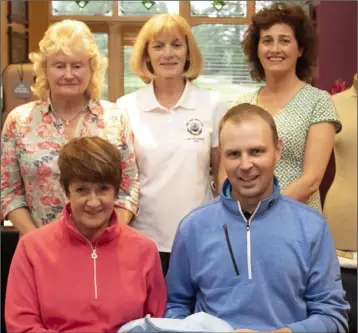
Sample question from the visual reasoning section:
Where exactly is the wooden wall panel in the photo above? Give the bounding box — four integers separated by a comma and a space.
28, 1, 49, 53
1, 1, 9, 72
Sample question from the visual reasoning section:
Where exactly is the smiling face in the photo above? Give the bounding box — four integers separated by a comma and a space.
67, 181, 116, 240
46, 50, 92, 99
146, 32, 188, 79
220, 117, 282, 212
258, 23, 302, 77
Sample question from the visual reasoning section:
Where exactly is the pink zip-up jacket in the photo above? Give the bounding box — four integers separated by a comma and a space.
5, 204, 167, 332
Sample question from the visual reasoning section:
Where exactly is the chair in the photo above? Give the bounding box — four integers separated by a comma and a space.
1, 63, 36, 130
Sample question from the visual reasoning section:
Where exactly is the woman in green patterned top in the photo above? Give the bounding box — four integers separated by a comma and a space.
233, 2, 341, 211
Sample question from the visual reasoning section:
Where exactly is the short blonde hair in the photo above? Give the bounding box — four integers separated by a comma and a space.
130, 14, 203, 83
29, 19, 108, 101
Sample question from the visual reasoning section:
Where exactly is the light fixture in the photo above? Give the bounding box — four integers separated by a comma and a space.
142, 0, 155, 10
75, 0, 89, 9
212, 0, 226, 11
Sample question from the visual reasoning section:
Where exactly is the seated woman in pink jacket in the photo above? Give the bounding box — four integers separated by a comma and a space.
5, 136, 166, 333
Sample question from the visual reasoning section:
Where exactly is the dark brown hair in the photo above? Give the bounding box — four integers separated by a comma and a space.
219, 103, 278, 145
58, 136, 122, 195
242, 2, 317, 82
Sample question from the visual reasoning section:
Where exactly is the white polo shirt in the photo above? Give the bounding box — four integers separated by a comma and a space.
116, 81, 228, 252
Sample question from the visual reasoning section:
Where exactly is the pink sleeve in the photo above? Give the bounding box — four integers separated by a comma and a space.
5, 238, 58, 332
144, 247, 167, 317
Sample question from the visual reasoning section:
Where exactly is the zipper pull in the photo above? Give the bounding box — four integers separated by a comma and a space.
246, 222, 250, 231
91, 249, 97, 260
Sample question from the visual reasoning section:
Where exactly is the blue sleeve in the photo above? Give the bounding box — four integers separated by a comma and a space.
287, 222, 350, 333
164, 223, 196, 319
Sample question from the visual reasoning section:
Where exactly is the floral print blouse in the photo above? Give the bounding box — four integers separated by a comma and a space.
1, 99, 139, 227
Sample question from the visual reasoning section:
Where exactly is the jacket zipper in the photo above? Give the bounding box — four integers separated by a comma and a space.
85, 239, 100, 300
91, 247, 98, 299
238, 202, 261, 280
223, 224, 240, 276
68, 218, 105, 300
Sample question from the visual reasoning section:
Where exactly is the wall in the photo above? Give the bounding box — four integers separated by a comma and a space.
28, 1, 49, 53
1, 1, 8, 72
315, 1, 357, 205
315, 1, 357, 91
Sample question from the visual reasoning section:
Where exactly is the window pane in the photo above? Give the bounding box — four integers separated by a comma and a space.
255, 0, 302, 12
192, 24, 261, 104
92, 33, 109, 100
123, 46, 145, 95
118, 1, 179, 16
51, 1, 112, 16
190, 1, 247, 18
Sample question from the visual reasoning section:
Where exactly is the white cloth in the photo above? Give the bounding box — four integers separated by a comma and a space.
337, 251, 357, 269
117, 81, 228, 252
118, 312, 234, 332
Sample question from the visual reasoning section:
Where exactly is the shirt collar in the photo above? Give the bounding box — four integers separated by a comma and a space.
43, 97, 101, 116
221, 176, 281, 219
138, 79, 196, 112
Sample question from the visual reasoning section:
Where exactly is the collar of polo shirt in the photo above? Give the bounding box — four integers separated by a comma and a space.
138, 79, 196, 112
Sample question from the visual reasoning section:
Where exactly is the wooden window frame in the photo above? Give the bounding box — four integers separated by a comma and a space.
29, 1, 257, 101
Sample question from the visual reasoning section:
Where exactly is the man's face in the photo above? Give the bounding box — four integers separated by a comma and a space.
220, 117, 281, 211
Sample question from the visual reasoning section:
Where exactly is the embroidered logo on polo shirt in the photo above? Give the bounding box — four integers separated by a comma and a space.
186, 119, 203, 136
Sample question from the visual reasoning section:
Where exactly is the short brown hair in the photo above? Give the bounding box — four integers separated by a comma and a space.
219, 103, 278, 144
58, 136, 122, 195
242, 2, 317, 82
130, 14, 203, 83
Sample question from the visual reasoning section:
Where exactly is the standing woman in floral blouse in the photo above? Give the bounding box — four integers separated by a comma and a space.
1, 19, 139, 234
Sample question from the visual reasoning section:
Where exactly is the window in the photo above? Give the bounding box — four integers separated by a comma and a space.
118, 1, 179, 16
47, 0, 296, 100
51, 1, 112, 16
123, 45, 145, 95
255, 0, 302, 13
92, 33, 109, 100
190, 1, 247, 18
193, 24, 260, 104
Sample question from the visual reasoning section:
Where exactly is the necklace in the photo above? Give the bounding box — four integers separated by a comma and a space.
50, 100, 88, 126
58, 112, 84, 126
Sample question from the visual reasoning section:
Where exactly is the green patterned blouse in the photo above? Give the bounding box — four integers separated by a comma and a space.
234, 84, 342, 211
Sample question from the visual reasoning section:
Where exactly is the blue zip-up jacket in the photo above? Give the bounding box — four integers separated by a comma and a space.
165, 178, 350, 332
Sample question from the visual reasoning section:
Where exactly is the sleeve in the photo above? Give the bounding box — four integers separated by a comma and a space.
232, 90, 257, 107
286, 222, 350, 333
144, 245, 167, 317
164, 223, 196, 319
211, 96, 229, 148
5, 238, 58, 332
1, 111, 28, 218
310, 91, 342, 133
114, 110, 140, 215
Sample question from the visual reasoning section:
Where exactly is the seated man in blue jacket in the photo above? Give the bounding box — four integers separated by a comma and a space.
165, 103, 350, 333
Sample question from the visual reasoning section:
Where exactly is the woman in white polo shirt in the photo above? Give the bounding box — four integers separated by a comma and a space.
117, 14, 228, 275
